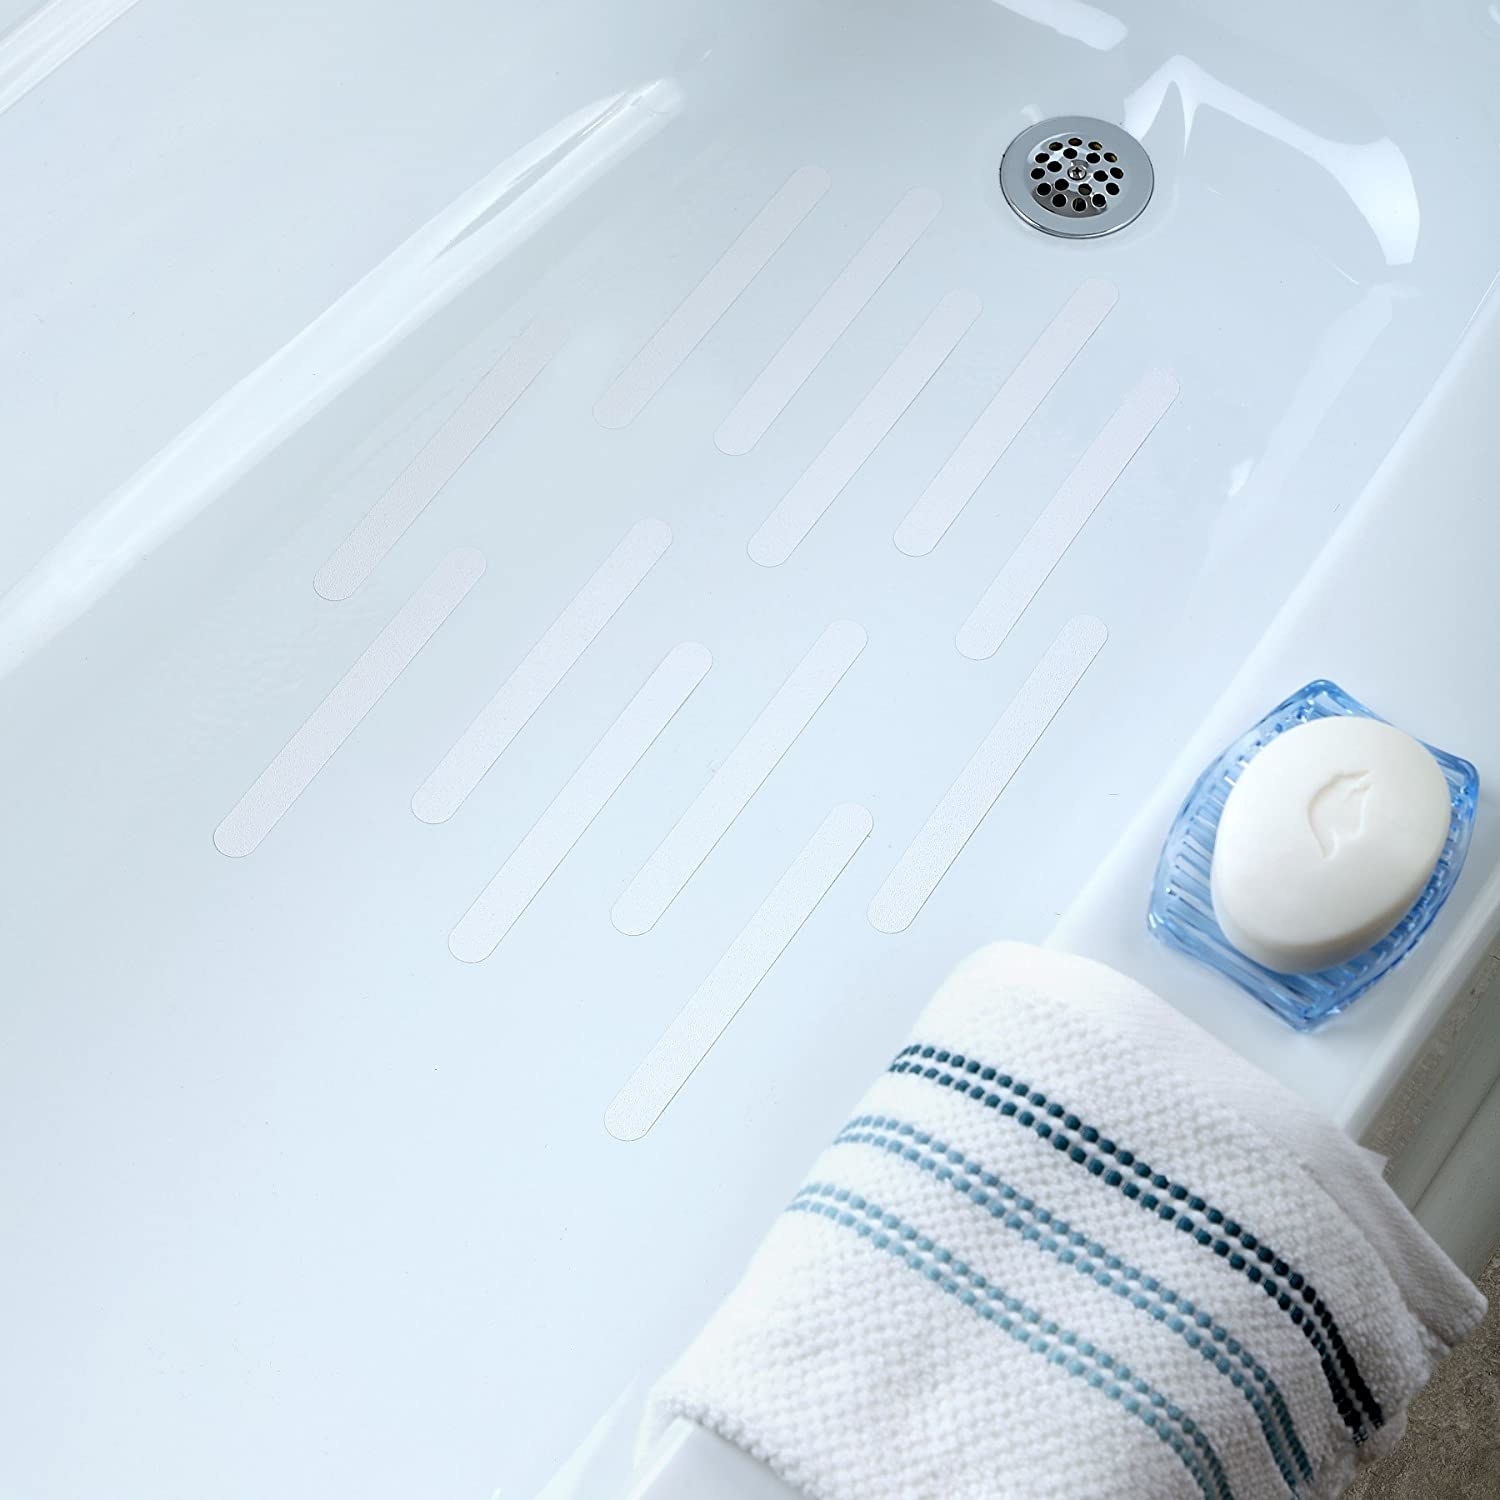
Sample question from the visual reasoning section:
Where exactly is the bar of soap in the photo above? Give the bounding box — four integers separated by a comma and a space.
1210, 716, 1451, 974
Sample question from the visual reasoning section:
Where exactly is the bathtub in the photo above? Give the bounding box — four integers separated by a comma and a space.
1, 2, 1497, 1497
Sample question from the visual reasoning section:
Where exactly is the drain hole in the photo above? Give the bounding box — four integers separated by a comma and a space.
1001, 117, 1152, 236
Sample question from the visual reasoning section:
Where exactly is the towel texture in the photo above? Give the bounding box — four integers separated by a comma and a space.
642, 944, 1486, 1499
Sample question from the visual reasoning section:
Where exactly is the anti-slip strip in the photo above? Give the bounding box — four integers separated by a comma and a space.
315, 322, 563, 600
612, 621, 866, 935
413, 519, 671, 824
606, 803, 871, 1141
867, 615, 1105, 934
717, 187, 942, 455
956, 367, 1178, 660
894, 278, 1118, 556
215, 548, 485, 857
749, 291, 980, 566
595, 166, 831, 429
448, 642, 710, 962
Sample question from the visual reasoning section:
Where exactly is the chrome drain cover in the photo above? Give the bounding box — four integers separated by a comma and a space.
1000, 115, 1153, 239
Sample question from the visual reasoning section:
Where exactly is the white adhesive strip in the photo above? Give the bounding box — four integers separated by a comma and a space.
605, 802, 872, 1140
215, 549, 485, 857
413, 519, 672, 823
448, 642, 710, 962
894, 279, 1118, 556
612, 620, 866, 934
957, 370, 1177, 660
315, 319, 564, 600
716, 187, 943, 456
749, 292, 980, 566
867, 616, 1106, 934
593, 166, 831, 429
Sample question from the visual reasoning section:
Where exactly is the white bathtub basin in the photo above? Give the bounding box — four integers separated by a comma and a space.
1, 2, 1497, 1497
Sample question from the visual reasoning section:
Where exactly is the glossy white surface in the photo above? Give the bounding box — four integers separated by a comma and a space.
626, 1419, 795, 1500
1053, 285, 1500, 1144
2, 3, 1499, 1498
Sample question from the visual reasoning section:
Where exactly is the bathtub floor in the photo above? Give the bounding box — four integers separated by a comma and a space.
5, 2, 1500, 1496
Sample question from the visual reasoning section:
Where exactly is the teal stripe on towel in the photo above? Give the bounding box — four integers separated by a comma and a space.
890, 1044, 1376, 1441
836, 1115, 1311, 1492
790, 1186, 1233, 1500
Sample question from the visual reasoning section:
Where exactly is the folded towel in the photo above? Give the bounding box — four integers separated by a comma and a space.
641, 944, 1486, 1499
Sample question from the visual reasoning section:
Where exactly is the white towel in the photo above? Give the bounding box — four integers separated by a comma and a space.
641, 944, 1486, 1499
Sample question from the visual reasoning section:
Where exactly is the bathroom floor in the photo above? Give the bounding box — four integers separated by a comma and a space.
1347, 1250, 1500, 1499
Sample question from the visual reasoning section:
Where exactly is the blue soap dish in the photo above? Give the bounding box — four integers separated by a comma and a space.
1148, 681, 1479, 1031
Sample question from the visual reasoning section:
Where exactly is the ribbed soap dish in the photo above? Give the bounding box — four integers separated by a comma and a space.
1148, 681, 1479, 1031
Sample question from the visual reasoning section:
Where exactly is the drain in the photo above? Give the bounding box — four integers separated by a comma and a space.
999, 116, 1153, 239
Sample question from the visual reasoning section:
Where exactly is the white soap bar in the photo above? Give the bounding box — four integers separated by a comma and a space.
1210, 716, 1451, 974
